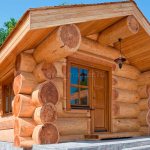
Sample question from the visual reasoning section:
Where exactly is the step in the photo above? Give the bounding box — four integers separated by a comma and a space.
123, 145, 150, 150
32, 137, 150, 150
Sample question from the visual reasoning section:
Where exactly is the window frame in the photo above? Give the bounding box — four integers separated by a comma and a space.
67, 57, 112, 111
2, 75, 14, 116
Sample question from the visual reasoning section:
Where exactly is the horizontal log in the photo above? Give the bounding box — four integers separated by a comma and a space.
113, 64, 140, 80
138, 110, 147, 126
33, 24, 81, 63
0, 116, 14, 130
15, 52, 36, 73
112, 102, 139, 119
112, 76, 138, 91
59, 135, 84, 143
32, 81, 59, 107
14, 136, 34, 148
139, 126, 149, 136
13, 94, 36, 117
54, 118, 90, 135
138, 71, 150, 86
146, 110, 150, 126
0, 129, 14, 142
138, 85, 150, 99
112, 119, 140, 133
13, 72, 37, 95
56, 101, 90, 118
79, 37, 120, 60
33, 103, 57, 124
139, 99, 148, 111
14, 118, 36, 137
112, 89, 139, 104
32, 124, 59, 144
98, 16, 140, 46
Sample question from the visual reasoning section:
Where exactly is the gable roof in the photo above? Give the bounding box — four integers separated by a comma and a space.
0, 1, 150, 77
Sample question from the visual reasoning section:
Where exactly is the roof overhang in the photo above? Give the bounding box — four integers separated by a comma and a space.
0, 1, 150, 77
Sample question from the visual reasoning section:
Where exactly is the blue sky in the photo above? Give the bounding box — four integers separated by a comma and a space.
0, 0, 149, 27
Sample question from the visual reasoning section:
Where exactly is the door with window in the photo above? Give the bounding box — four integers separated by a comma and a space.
68, 58, 110, 133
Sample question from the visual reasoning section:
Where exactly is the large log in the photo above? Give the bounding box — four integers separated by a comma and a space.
32, 124, 59, 144
14, 118, 36, 137
138, 110, 147, 126
33, 24, 81, 63
138, 85, 150, 99
13, 72, 37, 95
112, 89, 139, 104
14, 136, 34, 148
146, 110, 150, 126
113, 64, 140, 80
112, 119, 140, 132
15, 52, 36, 73
55, 118, 90, 135
33, 103, 57, 124
13, 94, 35, 117
98, 16, 140, 46
0, 116, 14, 130
32, 81, 59, 107
139, 99, 148, 111
79, 37, 120, 60
112, 76, 138, 91
33, 62, 57, 83
0, 129, 14, 142
138, 71, 150, 86
112, 102, 139, 119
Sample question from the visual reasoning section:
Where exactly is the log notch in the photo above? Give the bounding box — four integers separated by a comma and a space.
15, 52, 36, 73
13, 72, 37, 95
112, 89, 139, 103
33, 103, 57, 125
79, 37, 120, 60
14, 118, 36, 137
98, 16, 140, 46
32, 124, 59, 144
112, 119, 140, 132
33, 24, 81, 63
112, 102, 139, 119
13, 94, 36, 117
32, 81, 59, 107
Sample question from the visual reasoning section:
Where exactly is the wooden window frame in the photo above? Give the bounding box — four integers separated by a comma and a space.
67, 57, 112, 114
2, 75, 14, 116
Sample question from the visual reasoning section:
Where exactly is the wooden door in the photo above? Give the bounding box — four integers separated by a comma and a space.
91, 69, 109, 133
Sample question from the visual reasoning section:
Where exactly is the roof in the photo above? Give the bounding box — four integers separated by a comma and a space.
0, 0, 150, 77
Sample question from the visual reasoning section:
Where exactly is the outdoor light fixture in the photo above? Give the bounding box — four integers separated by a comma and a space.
114, 38, 126, 69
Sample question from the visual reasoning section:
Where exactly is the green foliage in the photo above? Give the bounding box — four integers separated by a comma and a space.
0, 18, 17, 46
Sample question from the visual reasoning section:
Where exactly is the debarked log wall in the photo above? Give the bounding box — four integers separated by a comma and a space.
0, 18, 146, 148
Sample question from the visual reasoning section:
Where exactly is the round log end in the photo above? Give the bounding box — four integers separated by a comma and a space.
42, 62, 57, 79
33, 124, 59, 144
13, 75, 22, 95
41, 103, 57, 123
13, 95, 20, 117
59, 24, 81, 51
39, 81, 59, 105
127, 16, 140, 34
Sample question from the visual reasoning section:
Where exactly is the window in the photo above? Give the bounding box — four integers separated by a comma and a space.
2, 76, 14, 115
70, 65, 89, 109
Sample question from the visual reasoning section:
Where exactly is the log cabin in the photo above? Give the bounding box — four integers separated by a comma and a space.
0, 0, 150, 148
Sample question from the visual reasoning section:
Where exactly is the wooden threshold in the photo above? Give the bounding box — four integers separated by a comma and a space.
85, 132, 140, 140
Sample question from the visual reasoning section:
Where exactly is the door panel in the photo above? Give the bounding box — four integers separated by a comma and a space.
92, 69, 109, 132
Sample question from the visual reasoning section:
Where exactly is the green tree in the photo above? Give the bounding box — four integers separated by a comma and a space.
0, 18, 17, 46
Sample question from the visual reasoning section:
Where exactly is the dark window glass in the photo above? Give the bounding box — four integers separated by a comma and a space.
70, 67, 78, 85
80, 69, 88, 86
